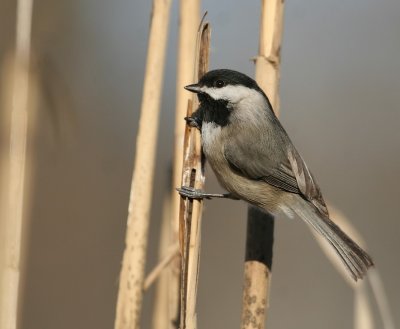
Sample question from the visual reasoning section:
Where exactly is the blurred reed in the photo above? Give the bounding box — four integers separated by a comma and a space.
113, 0, 172, 328
241, 0, 284, 328
159, 1, 200, 328
0, 0, 35, 328
151, 186, 177, 329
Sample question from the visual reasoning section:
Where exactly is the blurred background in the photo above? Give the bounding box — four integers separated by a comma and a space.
0, 0, 399, 328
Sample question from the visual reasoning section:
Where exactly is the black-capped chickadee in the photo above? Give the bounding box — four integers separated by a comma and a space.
178, 69, 373, 281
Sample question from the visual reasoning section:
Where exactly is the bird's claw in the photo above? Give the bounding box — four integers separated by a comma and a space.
176, 186, 211, 200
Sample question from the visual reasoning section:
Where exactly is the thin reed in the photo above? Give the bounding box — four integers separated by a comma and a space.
151, 190, 175, 329
178, 20, 211, 329
0, 0, 34, 328
113, 0, 172, 328
159, 2, 201, 328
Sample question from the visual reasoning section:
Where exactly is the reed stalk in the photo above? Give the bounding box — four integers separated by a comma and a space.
151, 189, 175, 329
153, 2, 200, 329
0, 0, 34, 328
113, 0, 172, 328
178, 20, 210, 329
241, 1, 284, 328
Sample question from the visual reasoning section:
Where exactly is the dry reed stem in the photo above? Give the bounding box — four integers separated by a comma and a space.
113, 0, 172, 328
241, 1, 284, 328
161, 2, 200, 329
178, 21, 210, 329
0, 55, 35, 329
173, 0, 201, 225
0, 0, 34, 328
151, 190, 175, 329
255, 0, 284, 114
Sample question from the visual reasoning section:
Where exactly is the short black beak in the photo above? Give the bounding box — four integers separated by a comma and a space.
184, 83, 202, 94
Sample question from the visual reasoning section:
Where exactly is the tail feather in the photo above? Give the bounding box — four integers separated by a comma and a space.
291, 198, 374, 281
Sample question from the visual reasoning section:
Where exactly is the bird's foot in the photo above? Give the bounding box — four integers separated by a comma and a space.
176, 186, 229, 200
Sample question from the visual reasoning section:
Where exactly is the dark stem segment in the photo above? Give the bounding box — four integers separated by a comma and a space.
245, 206, 274, 270
241, 206, 274, 329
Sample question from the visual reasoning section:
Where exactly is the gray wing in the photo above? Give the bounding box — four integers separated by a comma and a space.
224, 137, 329, 217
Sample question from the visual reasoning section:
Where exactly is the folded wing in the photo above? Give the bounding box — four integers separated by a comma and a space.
224, 133, 329, 217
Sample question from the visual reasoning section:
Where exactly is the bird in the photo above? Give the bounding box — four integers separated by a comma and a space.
177, 68, 373, 281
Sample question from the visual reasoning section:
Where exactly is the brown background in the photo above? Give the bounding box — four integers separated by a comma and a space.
0, 0, 399, 328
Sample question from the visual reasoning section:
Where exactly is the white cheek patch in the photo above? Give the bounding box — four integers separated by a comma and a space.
201, 85, 263, 104
200, 85, 255, 104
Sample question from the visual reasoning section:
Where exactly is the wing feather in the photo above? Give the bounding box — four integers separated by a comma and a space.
224, 135, 328, 217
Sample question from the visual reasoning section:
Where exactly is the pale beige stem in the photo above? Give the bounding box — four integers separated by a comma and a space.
254, 0, 284, 113
241, 262, 270, 329
151, 191, 176, 329
0, 0, 34, 328
179, 21, 210, 329
241, 1, 285, 328
113, 0, 172, 328
166, 2, 200, 329
172, 0, 200, 212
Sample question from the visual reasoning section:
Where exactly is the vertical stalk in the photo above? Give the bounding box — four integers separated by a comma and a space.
254, 0, 285, 114
241, 0, 284, 328
179, 21, 210, 329
151, 189, 174, 329
113, 0, 172, 328
164, 1, 200, 329
0, 0, 34, 328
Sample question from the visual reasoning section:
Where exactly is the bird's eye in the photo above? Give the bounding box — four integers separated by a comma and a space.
215, 80, 225, 88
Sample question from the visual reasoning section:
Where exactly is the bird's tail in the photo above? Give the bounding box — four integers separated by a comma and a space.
290, 197, 374, 281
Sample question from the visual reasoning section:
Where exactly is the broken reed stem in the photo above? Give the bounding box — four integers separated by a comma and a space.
241, 1, 284, 329
113, 0, 172, 328
178, 21, 211, 329
0, 0, 34, 328
159, 2, 200, 329
143, 242, 179, 291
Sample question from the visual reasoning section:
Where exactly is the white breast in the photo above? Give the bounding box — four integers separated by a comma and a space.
201, 121, 222, 153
